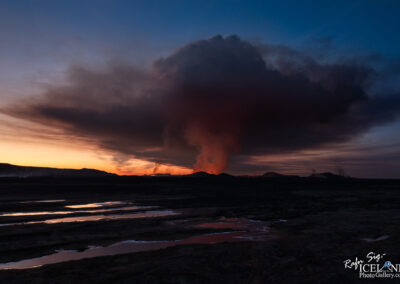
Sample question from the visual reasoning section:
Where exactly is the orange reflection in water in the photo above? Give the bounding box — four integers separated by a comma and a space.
0, 206, 155, 217
65, 201, 128, 209
0, 210, 178, 227
0, 218, 275, 270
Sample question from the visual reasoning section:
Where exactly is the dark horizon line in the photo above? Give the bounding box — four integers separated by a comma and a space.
1, 162, 400, 180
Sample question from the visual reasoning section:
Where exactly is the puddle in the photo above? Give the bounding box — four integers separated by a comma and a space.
20, 200, 66, 204
0, 217, 275, 269
194, 218, 272, 241
0, 242, 175, 270
0, 210, 178, 227
0, 206, 156, 217
65, 201, 128, 209
361, 235, 390, 242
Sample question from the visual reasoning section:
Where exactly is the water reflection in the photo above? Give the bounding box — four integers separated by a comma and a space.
0, 218, 274, 269
196, 218, 270, 232
65, 201, 128, 209
2, 211, 72, 217
20, 200, 66, 204
0, 206, 155, 217
0, 242, 175, 270
0, 210, 178, 227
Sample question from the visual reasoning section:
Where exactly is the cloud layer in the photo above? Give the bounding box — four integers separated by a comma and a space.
5, 35, 400, 173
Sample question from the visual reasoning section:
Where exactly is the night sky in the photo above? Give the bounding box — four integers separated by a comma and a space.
1, 0, 400, 177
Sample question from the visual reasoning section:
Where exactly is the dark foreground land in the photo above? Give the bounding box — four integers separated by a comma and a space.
0, 175, 399, 283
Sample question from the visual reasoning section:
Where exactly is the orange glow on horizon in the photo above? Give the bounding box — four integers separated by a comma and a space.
0, 138, 193, 176
0, 114, 194, 175
115, 165, 192, 176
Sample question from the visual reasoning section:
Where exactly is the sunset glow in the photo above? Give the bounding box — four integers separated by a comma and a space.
1, 2, 400, 283
0, 1, 399, 177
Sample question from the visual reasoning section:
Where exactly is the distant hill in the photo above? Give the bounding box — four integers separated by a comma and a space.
0, 163, 115, 178
182, 172, 235, 180
186, 171, 216, 178
218, 173, 234, 178
262, 172, 299, 179
309, 172, 348, 179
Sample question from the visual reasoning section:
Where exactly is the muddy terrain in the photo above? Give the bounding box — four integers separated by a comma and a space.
0, 175, 399, 283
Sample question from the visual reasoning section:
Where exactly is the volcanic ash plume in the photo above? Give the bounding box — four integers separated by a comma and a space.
184, 122, 242, 174
4, 35, 400, 174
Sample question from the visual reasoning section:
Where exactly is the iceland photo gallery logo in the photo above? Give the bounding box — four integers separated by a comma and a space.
344, 252, 400, 279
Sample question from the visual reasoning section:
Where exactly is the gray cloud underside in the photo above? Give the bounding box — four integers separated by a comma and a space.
4, 35, 400, 171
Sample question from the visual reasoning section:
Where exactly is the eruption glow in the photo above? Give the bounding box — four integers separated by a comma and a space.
4, 35, 400, 174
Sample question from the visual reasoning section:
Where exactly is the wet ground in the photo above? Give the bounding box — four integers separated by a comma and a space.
0, 176, 399, 283
0, 218, 276, 270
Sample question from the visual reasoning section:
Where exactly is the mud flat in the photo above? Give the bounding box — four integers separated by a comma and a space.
0, 176, 399, 283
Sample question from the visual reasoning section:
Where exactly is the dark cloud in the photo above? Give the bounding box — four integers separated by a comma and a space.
4, 35, 400, 173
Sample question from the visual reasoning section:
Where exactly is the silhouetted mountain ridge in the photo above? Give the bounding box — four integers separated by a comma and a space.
185, 172, 234, 178
0, 163, 115, 178
262, 172, 300, 179
309, 172, 348, 179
